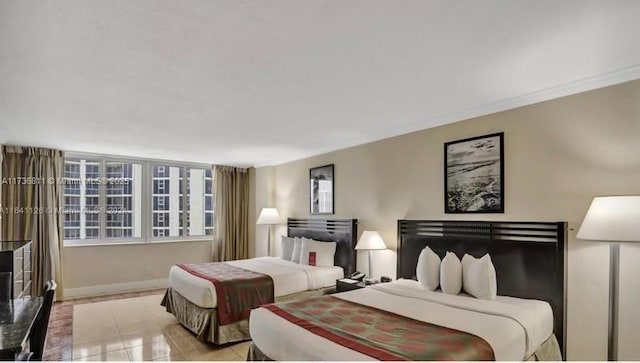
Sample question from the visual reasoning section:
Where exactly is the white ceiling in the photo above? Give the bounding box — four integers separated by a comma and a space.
1, 1, 640, 167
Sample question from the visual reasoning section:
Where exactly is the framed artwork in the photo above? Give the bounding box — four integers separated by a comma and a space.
310, 164, 334, 215
444, 132, 504, 213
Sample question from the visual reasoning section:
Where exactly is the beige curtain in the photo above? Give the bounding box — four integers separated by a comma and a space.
1, 146, 64, 298
213, 165, 249, 262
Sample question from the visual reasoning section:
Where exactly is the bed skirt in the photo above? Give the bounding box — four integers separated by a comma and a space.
526, 334, 562, 361
246, 334, 562, 361
161, 286, 334, 345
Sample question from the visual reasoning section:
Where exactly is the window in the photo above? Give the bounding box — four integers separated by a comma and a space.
63, 154, 213, 244
63, 158, 102, 241
204, 169, 214, 236
149, 166, 214, 238
63, 157, 142, 242
151, 165, 183, 238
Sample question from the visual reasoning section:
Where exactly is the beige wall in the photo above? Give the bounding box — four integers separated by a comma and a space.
254, 79, 640, 360
63, 240, 212, 292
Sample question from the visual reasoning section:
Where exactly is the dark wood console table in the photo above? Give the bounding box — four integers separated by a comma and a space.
0, 296, 43, 360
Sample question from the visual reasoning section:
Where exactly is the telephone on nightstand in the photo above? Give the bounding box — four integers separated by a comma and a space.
350, 271, 365, 281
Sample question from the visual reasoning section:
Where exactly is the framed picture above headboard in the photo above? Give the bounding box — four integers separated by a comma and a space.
310, 164, 334, 215
444, 132, 504, 213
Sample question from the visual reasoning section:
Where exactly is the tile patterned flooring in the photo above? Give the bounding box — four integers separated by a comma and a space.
42, 291, 249, 361
43, 301, 74, 360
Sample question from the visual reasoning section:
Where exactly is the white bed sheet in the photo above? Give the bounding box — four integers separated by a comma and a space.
168, 256, 343, 308
249, 279, 553, 361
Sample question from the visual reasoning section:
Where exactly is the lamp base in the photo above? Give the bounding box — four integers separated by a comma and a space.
608, 242, 620, 361
266, 226, 272, 257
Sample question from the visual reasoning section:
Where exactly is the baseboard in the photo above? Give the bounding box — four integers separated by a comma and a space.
63, 278, 168, 300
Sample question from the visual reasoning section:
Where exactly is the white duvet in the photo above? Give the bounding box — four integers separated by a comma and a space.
168, 256, 344, 308
250, 279, 553, 361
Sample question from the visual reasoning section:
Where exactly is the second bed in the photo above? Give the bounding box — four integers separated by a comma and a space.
162, 218, 358, 344
248, 219, 568, 360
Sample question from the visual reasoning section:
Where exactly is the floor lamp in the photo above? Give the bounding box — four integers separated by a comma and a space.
256, 208, 280, 257
577, 195, 640, 361
355, 231, 387, 282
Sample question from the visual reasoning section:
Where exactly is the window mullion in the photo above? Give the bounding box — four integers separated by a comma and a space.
142, 161, 149, 243
182, 167, 187, 237
100, 159, 107, 240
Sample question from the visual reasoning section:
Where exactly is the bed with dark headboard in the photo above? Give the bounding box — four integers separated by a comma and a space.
162, 217, 357, 345
287, 218, 358, 277
397, 220, 568, 358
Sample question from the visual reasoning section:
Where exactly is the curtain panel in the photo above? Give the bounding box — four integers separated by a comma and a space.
213, 165, 249, 262
1, 146, 64, 298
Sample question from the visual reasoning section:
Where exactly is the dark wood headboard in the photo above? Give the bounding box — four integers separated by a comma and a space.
397, 220, 567, 358
287, 218, 358, 277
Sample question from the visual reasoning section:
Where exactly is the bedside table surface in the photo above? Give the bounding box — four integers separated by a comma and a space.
336, 278, 371, 292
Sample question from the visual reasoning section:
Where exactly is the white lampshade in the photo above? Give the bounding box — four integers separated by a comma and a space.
577, 196, 640, 242
355, 231, 387, 250
256, 208, 281, 225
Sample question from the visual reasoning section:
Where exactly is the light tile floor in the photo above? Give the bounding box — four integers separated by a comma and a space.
72, 294, 249, 361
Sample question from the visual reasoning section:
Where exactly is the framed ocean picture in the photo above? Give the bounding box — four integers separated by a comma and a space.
444, 132, 504, 213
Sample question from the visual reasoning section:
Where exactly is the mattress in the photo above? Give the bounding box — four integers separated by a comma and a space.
168, 256, 344, 308
249, 279, 554, 361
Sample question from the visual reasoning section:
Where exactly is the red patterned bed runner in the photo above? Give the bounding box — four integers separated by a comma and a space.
262, 296, 495, 361
177, 262, 274, 325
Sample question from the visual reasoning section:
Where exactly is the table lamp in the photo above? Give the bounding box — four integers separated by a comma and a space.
256, 208, 280, 257
355, 231, 387, 281
577, 195, 640, 361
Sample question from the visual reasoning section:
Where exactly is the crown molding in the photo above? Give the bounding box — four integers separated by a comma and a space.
261, 65, 640, 168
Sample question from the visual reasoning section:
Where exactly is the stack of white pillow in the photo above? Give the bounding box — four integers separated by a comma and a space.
416, 246, 497, 300
280, 236, 337, 267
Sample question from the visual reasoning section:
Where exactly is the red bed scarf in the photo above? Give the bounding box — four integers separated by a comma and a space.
178, 262, 274, 325
262, 295, 495, 361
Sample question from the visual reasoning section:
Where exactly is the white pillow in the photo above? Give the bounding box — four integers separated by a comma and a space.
281, 236, 295, 260
291, 237, 303, 263
440, 252, 462, 295
461, 253, 497, 300
416, 247, 440, 290
300, 237, 337, 267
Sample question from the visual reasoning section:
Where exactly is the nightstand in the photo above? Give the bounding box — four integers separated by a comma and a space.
336, 279, 368, 293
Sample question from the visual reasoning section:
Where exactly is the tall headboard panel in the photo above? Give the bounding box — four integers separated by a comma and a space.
397, 220, 568, 358
287, 218, 358, 277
